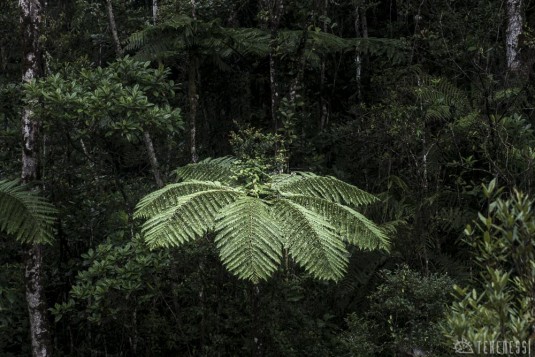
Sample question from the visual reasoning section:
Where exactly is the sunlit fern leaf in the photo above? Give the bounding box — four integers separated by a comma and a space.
272, 199, 348, 281
283, 195, 389, 251
141, 189, 242, 248
215, 196, 283, 283
0, 179, 57, 244
273, 173, 378, 207
134, 181, 232, 218
174, 156, 236, 183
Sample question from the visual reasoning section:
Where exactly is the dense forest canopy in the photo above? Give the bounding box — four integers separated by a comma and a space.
1, 0, 535, 356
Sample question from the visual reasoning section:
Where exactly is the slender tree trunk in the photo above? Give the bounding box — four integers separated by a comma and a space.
505, 0, 525, 75
107, 0, 165, 186
143, 131, 164, 187
190, 0, 197, 19
106, 0, 123, 57
152, 0, 158, 25
353, 4, 368, 105
319, 0, 329, 130
19, 1, 52, 356
25, 245, 51, 357
264, 0, 284, 132
188, 57, 199, 163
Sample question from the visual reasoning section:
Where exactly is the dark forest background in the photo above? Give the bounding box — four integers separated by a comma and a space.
1, 0, 535, 355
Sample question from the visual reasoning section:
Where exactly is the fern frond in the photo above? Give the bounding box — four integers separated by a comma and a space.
214, 196, 282, 283
141, 189, 242, 248
134, 181, 232, 218
284, 195, 389, 251
416, 76, 470, 122
0, 180, 57, 244
273, 199, 348, 281
174, 157, 236, 184
273, 173, 378, 207
223, 28, 269, 56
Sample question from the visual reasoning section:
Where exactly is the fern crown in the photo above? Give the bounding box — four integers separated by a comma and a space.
135, 157, 389, 283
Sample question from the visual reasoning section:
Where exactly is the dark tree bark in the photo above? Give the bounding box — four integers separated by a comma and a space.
262, 0, 284, 132
19, 1, 52, 356
188, 57, 199, 163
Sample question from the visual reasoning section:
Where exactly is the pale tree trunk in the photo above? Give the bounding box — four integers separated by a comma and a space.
106, 0, 165, 186
19, 0, 52, 356
106, 0, 123, 57
505, 0, 525, 75
143, 131, 164, 187
25, 245, 50, 357
152, 0, 158, 25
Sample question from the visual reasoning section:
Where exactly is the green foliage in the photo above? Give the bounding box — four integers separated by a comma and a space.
51, 236, 175, 355
24, 57, 182, 143
340, 265, 454, 356
444, 180, 535, 346
0, 180, 57, 244
135, 157, 389, 283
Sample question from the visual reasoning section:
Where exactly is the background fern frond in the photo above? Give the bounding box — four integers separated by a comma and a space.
140, 189, 242, 248
0, 179, 57, 244
273, 173, 378, 207
174, 156, 236, 183
214, 196, 282, 283
272, 199, 348, 281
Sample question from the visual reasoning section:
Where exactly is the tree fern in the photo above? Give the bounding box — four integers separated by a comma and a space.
0, 179, 57, 244
135, 157, 390, 282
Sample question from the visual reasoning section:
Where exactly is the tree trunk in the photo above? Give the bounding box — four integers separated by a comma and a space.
25, 244, 51, 357
353, 4, 368, 105
152, 0, 158, 25
107, 0, 165, 186
188, 58, 199, 163
143, 131, 164, 187
319, 0, 329, 130
264, 0, 284, 132
19, 1, 52, 356
106, 0, 123, 57
505, 0, 525, 75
